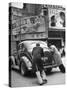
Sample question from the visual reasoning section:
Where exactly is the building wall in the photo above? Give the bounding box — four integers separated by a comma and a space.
9, 4, 65, 55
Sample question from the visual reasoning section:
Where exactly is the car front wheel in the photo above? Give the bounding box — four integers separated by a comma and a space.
20, 61, 28, 76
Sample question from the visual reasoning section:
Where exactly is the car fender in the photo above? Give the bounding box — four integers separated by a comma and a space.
21, 56, 32, 70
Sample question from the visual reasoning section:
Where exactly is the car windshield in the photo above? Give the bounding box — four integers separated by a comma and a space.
20, 40, 49, 52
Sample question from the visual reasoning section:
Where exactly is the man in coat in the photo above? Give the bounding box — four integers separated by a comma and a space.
32, 43, 47, 85
50, 45, 65, 73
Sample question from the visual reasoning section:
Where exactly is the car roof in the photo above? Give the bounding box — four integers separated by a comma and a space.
18, 40, 48, 47
19, 40, 46, 45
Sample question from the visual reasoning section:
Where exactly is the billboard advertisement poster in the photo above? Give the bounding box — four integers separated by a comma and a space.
12, 15, 47, 36
48, 5, 65, 29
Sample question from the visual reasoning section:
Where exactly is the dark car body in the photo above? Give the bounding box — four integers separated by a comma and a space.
10, 40, 61, 75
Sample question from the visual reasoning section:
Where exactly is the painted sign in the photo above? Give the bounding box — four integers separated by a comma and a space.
12, 15, 47, 36
48, 5, 65, 29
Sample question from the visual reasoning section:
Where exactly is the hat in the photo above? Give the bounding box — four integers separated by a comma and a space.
36, 43, 40, 46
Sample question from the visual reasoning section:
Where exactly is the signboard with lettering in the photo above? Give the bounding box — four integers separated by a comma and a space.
20, 33, 48, 40
48, 5, 65, 29
12, 15, 48, 37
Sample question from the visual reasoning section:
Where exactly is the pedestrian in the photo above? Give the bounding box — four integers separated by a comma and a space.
32, 43, 47, 85
50, 45, 65, 73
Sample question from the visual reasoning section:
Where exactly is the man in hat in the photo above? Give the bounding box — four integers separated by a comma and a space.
32, 43, 47, 85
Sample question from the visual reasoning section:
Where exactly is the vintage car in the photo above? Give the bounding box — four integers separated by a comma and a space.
10, 40, 64, 76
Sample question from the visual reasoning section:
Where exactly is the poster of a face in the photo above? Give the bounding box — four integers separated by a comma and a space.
48, 6, 65, 29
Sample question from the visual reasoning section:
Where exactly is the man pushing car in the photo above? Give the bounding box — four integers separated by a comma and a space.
32, 43, 47, 85
50, 45, 65, 73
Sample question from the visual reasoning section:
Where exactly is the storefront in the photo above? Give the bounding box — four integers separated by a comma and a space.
47, 5, 65, 49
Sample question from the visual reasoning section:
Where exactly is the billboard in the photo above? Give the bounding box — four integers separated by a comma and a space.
48, 5, 65, 29
12, 15, 48, 36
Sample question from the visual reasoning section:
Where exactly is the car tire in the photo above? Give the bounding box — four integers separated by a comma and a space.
20, 61, 28, 76
59, 64, 65, 73
46, 68, 52, 74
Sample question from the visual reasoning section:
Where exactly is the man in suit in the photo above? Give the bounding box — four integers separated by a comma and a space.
32, 43, 47, 85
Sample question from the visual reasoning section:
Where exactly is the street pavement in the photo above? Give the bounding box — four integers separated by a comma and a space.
11, 57, 66, 87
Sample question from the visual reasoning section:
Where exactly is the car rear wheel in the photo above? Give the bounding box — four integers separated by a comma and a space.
59, 64, 65, 73
20, 61, 28, 76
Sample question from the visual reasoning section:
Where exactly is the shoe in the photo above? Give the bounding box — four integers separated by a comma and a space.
39, 80, 47, 85
43, 79, 47, 84
39, 82, 44, 85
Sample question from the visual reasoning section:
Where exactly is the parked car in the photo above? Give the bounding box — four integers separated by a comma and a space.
10, 40, 65, 76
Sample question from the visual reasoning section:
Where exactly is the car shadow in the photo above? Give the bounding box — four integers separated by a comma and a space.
46, 70, 61, 76
11, 68, 62, 79
11, 68, 21, 76
11, 68, 36, 78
